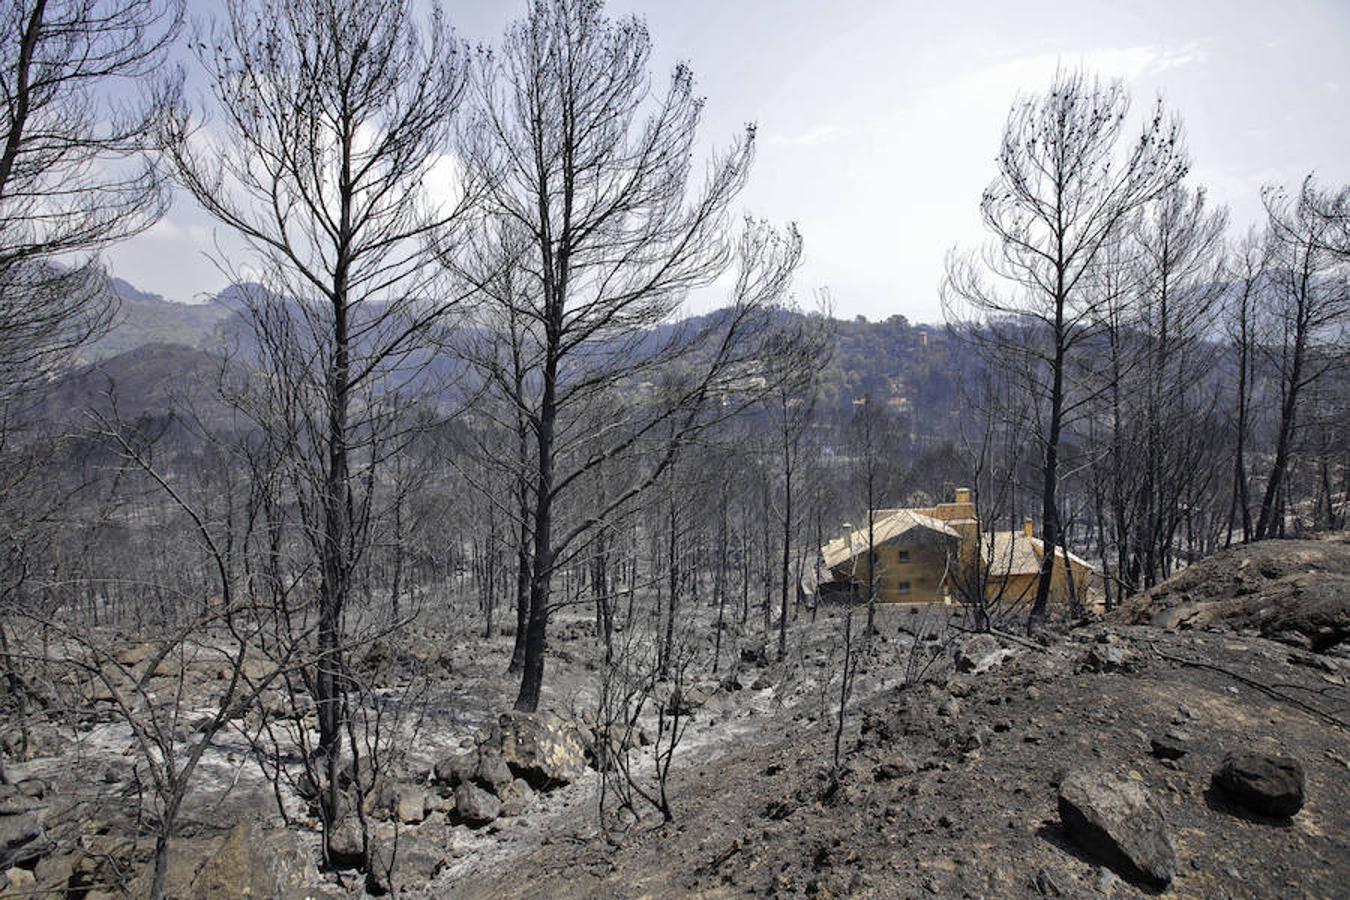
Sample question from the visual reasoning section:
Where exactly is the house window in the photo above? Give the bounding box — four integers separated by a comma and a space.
897, 581, 912, 594
897, 550, 910, 563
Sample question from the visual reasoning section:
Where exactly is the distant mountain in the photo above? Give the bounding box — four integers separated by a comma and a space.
78, 279, 233, 362
69, 275, 973, 443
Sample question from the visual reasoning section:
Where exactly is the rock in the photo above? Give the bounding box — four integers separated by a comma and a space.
33, 852, 78, 891
497, 778, 535, 817
118, 836, 229, 895
359, 777, 398, 820
454, 783, 501, 825
1079, 645, 1131, 673
1211, 752, 1305, 818
238, 657, 273, 682
396, 785, 431, 825
433, 750, 478, 787
4, 866, 36, 891
258, 689, 292, 719
938, 699, 962, 718
188, 822, 311, 898
475, 750, 514, 792
1057, 770, 1176, 888
960, 726, 989, 754
873, 754, 917, 781
1033, 868, 1063, 896
116, 643, 156, 668
666, 685, 711, 716
327, 817, 366, 866
1150, 730, 1191, 761
0, 793, 44, 816
496, 712, 588, 787
0, 811, 50, 869
14, 779, 46, 800
954, 634, 1008, 674
368, 829, 445, 893
1096, 866, 1119, 894
123, 836, 217, 899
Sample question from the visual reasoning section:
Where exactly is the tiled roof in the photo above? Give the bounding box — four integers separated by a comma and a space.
821, 509, 960, 570
982, 530, 1098, 577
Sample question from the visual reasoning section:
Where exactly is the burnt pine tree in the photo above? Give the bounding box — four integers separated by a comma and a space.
0, 0, 181, 399
1254, 178, 1349, 539
451, 0, 803, 712
944, 67, 1188, 630
163, 0, 474, 864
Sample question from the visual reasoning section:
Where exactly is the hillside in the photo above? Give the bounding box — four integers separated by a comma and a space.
449, 539, 1350, 898
3, 540, 1345, 898
77, 279, 232, 363
1111, 536, 1350, 653
34, 341, 236, 430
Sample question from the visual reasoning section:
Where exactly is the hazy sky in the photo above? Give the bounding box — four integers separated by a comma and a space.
106, 0, 1350, 322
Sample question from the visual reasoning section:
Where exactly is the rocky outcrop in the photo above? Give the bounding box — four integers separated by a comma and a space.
1057, 770, 1176, 888
1112, 535, 1350, 652
429, 712, 587, 826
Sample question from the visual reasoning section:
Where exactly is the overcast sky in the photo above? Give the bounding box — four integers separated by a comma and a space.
106, 0, 1350, 322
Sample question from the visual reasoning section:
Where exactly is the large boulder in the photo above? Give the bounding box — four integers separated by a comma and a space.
1057, 770, 1176, 888
123, 837, 217, 899
454, 783, 501, 825
1211, 752, 1305, 818
496, 712, 587, 788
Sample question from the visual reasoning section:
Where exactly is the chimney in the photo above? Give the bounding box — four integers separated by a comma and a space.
840, 523, 855, 552
954, 487, 971, 504
1023, 517, 1034, 538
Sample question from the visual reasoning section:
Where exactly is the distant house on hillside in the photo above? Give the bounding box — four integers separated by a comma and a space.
814, 488, 1097, 607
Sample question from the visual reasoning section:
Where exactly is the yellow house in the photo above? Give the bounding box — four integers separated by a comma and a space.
816, 488, 1097, 606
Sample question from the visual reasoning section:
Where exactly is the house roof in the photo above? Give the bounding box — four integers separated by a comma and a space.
982, 530, 1098, 577
821, 508, 960, 570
